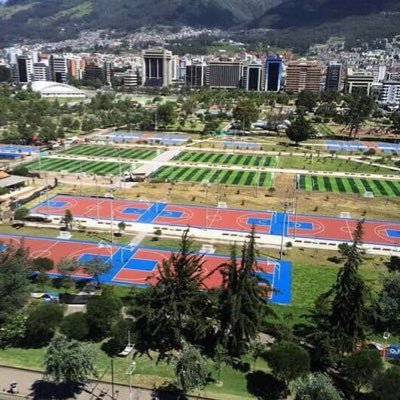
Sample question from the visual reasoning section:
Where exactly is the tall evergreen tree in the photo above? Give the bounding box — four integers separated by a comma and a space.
130, 230, 215, 360
218, 228, 271, 357
328, 221, 367, 353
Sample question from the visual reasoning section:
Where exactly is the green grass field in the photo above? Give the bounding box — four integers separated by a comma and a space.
297, 174, 400, 197
152, 165, 274, 187
24, 157, 134, 176
279, 156, 392, 174
175, 151, 278, 168
63, 145, 158, 160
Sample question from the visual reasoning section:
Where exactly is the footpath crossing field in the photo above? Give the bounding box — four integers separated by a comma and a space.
62, 145, 158, 160
24, 157, 134, 176
297, 174, 400, 197
152, 165, 274, 187
174, 151, 277, 167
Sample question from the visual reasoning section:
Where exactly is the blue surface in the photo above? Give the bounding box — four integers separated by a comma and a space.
122, 207, 146, 215
289, 221, 313, 230
247, 218, 271, 226
271, 212, 287, 236
160, 210, 184, 218
137, 202, 167, 224
47, 201, 68, 208
123, 259, 157, 271
78, 253, 111, 264
387, 230, 400, 238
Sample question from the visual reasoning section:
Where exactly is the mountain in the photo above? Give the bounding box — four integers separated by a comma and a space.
0, 0, 399, 46
252, 0, 400, 29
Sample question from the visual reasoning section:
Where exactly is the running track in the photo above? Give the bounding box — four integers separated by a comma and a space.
0, 234, 291, 304
31, 195, 400, 247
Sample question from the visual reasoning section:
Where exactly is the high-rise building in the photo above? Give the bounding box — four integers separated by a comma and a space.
208, 60, 244, 89
49, 55, 68, 83
123, 70, 138, 88
380, 81, 400, 106
345, 70, 374, 95
15, 55, 34, 84
103, 61, 113, 86
33, 62, 50, 81
185, 61, 206, 88
243, 63, 262, 91
68, 57, 86, 80
265, 55, 283, 92
285, 60, 322, 94
325, 62, 344, 92
142, 48, 172, 87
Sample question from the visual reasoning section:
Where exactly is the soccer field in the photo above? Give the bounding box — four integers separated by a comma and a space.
62, 145, 158, 160
174, 151, 277, 167
24, 157, 134, 176
297, 174, 400, 197
151, 165, 274, 187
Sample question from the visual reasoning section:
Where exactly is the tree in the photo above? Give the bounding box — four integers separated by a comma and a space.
63, 209, 73, 231
343, 95, 375, 137
0, 244, 32, 324
345, 349, 383, 392
25, 303, 65, 347
0, 311, 27, 348
118, 221, 126, 235
390, 111, 400, 135
32, 257, 54, 272
213, 343, 229, 382
286, 115, 315, 145
130, 230, 214, 359
386, 256, 400, 273
175, 342, 208, 394
265, 341, 310, 386
218, 230, 272, 357
156, 102, 177, 126
60, 312, 90, 341
86, 286, 122, 340
373, 366, 400, 400
290, 373, 344, 400
11, 166, 29, 176
328, 221, 368, 353
14, 207, 29, 221
249, 340, 266, 370
83, 256, 111, 286
378, 272, 400, 329
44, 334, 97, 384
57, 258, 79, 286
233, 99, 259, 129
296, 90, 319, 112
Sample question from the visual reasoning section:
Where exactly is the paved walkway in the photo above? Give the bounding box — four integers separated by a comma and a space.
0, 366, 156, 400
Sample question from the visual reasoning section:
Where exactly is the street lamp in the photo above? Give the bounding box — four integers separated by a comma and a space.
126, 360, 137, 400
202, 179, 210, 230
383, 331, 391, 359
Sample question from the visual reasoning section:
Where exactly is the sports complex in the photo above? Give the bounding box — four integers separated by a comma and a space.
31, 194, 400, 250
6, 133, 400, 311
0, 233, 291, 304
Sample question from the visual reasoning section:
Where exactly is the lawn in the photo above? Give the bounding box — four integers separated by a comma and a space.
62, 145, 158, 160
0, 344, 268, 400
151, 166, 274, 187
297, 174, 400, 197
278, 155, 393, 174
175, 151, 278, 168
24, 157, 135, 176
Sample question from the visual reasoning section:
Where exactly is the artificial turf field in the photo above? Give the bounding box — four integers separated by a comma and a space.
297, 174, 400, 197
24, 157, 133, 176
62, 145, 158, 160
152, 165, 274, 187
175, 151, 277, 167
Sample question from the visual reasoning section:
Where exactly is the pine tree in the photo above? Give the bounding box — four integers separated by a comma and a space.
218, 228, 272, 358
329, 221, 367, 353
130, 230, 215, 360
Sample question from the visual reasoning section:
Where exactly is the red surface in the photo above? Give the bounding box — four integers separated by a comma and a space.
154, 205, 272, 234
288, 215, 400, 246
0, 234, 277, 288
